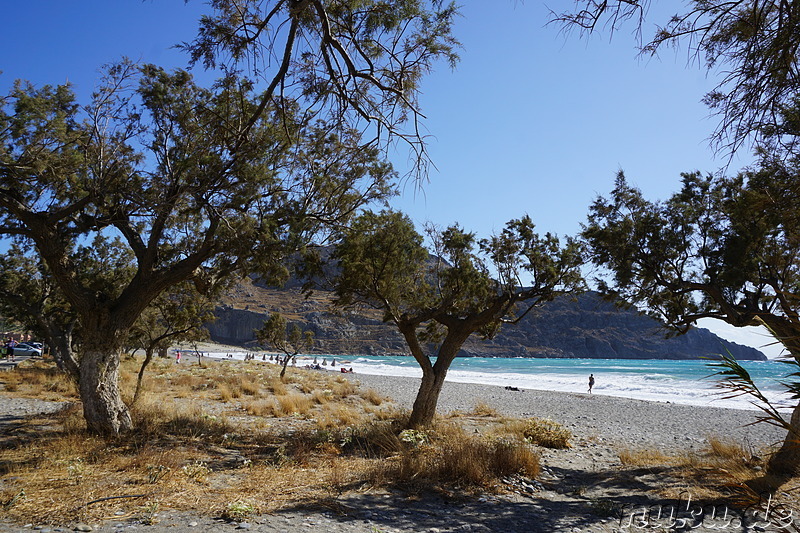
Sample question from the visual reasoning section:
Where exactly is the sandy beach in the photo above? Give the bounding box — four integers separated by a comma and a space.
0, 361, 795, 533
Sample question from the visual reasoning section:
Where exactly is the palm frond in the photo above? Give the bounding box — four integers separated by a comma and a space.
706, 351, 792, 434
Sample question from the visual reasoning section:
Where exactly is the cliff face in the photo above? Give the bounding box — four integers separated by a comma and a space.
206, 279, 767, 361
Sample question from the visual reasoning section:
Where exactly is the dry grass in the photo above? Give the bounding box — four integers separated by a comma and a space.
470, 402, 500, 417
361, 421, 540, 489
618, 447, 677, 466
497, 417, 572, 449
6, 357, 776, 527
615, 435, 773, 505
0, 357, 544, 525
0, 360, 78, 400
359, 388, 386, 406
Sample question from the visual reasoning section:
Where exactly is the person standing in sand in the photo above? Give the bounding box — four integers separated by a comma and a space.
588, 374, 595, 394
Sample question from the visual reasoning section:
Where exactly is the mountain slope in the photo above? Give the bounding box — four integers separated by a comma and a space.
207, 278, 766, 361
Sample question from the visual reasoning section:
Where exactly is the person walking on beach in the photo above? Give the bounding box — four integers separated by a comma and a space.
175, 350, 181, 364
588, 374, 595, 394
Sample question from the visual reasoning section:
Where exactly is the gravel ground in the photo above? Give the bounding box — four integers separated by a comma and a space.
0, 371, 793, 533
343, 373, 787, 451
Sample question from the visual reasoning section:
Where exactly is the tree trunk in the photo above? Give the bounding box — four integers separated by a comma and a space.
767, 402, 800, 477
406, 330, 468, 428
133, 347, 155, 406
279, 355, 291, 381
408, 366, 448, 427
79, 349, 132, 435
759, 317, 800, 477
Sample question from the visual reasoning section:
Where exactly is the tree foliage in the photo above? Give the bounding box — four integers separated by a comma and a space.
256, 312, 314, 379
583, 167, 800, 475
553, 0, 800, 155
0, 60, 396, 433
181, 0, 460, 177
334, 210, 584, 426
584, 170, 800, 352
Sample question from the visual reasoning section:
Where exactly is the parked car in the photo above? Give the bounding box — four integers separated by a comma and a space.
11, 343, 42, 357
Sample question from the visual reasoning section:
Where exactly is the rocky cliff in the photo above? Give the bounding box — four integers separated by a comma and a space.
206, 278, 767, 361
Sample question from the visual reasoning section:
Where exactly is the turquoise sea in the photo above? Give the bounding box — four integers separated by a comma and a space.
317, 355, 796, 411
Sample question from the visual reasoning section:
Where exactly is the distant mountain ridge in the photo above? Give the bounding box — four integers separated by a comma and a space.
207, 277, 767, 361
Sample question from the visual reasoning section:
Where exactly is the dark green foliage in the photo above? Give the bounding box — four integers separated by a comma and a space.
334, 210, 584, 426
584, 170, 800, 349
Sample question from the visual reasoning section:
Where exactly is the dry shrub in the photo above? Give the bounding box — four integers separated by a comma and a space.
268, 378, 287, 396
366, 405, 405, 421
132, 399, 233, 440
360, 388, 385, 406
471, 402, 500, 417
2, 361, 77, 400
311, 388, 332, 405
240, 377, 260, 396
217, 382, 237, 402
362, 421, 538, 488
497, 417, 571, 449
331, 377, 356, 398
707, 436, 749, 461
515, 418, 572, 449
170, 373, 209, 391
275, 393, 313, 416
316, 404, 364, 429
244, 399, 278, 417
618, 448, 675, 466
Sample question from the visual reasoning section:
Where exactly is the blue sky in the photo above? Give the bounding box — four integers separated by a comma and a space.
0, 1, 778, 356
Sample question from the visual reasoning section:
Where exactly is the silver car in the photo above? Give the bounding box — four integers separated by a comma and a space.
11, 343, 42, 357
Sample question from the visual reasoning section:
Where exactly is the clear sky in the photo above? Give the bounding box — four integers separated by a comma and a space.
0, 1, 779, 357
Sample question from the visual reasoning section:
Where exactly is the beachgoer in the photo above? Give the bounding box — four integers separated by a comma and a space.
7, 338, 16, 362
176, 350, 181, 364
588, 374, 595, 394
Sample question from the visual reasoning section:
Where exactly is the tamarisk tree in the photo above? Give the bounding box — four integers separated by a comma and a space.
0, 0, 458, 435
256, 312, 314, 380
333, 210, 584, 427
128, 282, 216, 404
584, 169, 800, 476
0, 65, 393, 434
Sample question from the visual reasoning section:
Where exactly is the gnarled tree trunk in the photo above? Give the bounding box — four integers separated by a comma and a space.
768, 404, 800, 477
409, 366, 449, 427
407, 329, 470, 428
761, 317, 800, 478
79, 349, 132, 435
